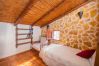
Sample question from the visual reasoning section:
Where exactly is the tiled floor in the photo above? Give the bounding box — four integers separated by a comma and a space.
0, 49, 46, 66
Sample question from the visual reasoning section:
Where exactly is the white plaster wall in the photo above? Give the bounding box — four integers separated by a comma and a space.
0, 22, 31, 59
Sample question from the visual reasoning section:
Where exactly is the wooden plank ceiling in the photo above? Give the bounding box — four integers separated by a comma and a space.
0, 0, 30, 23
34, 0, 90, 27
0, 0, 90, 26
15, 0, 64, 25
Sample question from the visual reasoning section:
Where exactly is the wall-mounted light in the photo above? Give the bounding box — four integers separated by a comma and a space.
47, 25, 49, 29
78, 11, 83, 19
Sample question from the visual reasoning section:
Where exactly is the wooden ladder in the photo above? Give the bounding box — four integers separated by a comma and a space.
16, 25, 33, 48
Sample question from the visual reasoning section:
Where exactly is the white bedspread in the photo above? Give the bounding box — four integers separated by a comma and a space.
39, 44, 91, 66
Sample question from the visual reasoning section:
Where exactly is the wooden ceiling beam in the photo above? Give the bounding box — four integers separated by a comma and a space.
15, 0, 63, 25
40, 0, 93, 27
31, 0, 65, 26
14, 0, 38, 25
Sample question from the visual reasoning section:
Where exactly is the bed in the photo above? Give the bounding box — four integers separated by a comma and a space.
39, 44, 95, 66
32, 37, 48, 51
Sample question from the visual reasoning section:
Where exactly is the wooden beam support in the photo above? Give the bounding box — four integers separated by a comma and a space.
16, 25, 18, 48
14, 0, 37, 25
31, 0, 65, 26
18, 33, 30, 35
95, 43, 99, 66
41, 0, 93, 27
17, 42, 31, 45
17, 38, 31, 40
17, 28, 32, 30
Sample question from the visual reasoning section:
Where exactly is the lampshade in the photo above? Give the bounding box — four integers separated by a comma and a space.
46, 29, 52, 39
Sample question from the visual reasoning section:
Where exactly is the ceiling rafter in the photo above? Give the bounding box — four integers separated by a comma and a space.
15, 0, 63, 25
31, 0, 65, 26
14, 0, 38, 25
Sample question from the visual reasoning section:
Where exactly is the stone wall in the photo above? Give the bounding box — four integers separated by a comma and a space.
42, 1, 99, 50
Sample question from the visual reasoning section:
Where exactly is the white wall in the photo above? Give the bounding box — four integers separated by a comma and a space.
0, 22, 31, 59
33, 26, 41, 41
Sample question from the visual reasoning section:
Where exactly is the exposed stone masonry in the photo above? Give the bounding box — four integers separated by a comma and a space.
42, 1, 99, 50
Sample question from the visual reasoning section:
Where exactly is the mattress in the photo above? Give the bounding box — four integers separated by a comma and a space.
39, 44, 91, 66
